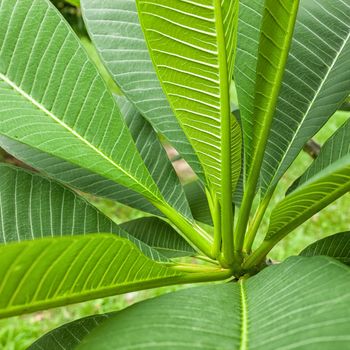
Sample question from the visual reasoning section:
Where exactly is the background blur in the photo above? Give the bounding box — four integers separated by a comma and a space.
0, 1, 349, 349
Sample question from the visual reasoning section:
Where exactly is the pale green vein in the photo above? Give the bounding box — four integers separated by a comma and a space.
239, 279, 248, 350
0, 72, 161, 203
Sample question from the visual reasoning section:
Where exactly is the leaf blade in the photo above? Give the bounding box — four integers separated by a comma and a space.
265, 118, 350, 245
121, 217, 196, 258
136, 0, 240, 199
300, 231, 350, 266
31, 256, 350, 349
0, 0, 160, 204
0, 234, 183, 318
0, 163, 164, 261
80, 0, 205, 181
261, 0, 350, 195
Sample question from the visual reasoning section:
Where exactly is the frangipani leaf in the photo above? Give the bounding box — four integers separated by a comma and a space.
116, 95, 192, 220
0, 164, 164, 261
261, 0, 350, 195
0, 135, 160, 216
81, 0, 205, 181
0, 234, 183, 318
121, 217, 195, 258
234, 0, 264, 170
233, 0, 299, 250
251, 0, 299, 172
136, 0, 241, 200
184, 181, 212, 226
265, 118, 350, 245
31, 257, 350, 349
300, 231, 350, 266
0, 93, 193, 219
29, 315, 110, 350
0, 0, 161, 205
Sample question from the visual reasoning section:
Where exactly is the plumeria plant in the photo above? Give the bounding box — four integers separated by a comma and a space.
0, 0, 349, 348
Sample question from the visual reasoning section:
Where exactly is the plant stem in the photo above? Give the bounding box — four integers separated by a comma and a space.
242, 240, 275, 271
243, 189, 274, 253
175, 268, 234, 284
214, 0, 234, 265
212, 196, 222, 258
195, 255, 220, 266
155, 202, 214, 259
233, 175, 256, 262
170, 263, 225, 274
206, 188, 221, 258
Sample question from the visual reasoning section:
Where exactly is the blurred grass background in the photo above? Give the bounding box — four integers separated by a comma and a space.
0, 1, 349, 348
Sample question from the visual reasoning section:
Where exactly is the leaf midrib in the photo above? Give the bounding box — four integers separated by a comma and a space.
213, 0, 234, 262
296, 155, 350, 191
268, 168, 350, 239
239, 279, 248, 350
265, 29, 350, 193
0, 72, 161, 202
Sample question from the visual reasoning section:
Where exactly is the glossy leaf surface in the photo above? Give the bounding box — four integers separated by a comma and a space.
266, 118, 350, 243
0, 164, 164, 261
136, 0, 241, 199
81, 0, 205, 181
32, 257, 350, 349
251, 0, 299, 171
29, 315, 110, 350
184, 181, 212, 226
261, 0, 350, 195
121, 217, 195, 258
300, 231, 350, 266
0, 234, 183, 318
0, 0, 161, 204
234, 0, 264, 170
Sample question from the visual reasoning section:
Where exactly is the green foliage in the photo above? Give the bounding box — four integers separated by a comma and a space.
0, 0, 349, 348
300, 231, 350, 266
31, 257, 350, 349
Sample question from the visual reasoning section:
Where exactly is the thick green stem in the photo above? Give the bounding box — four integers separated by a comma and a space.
243, 189, 274, 253
214, 0, 234, 265
154, 202, 214, 259
173, 267, 234, 284
242, 240, 275, 271
233, 174, 257, 262
212, 198, 222, 258
206, 189, 221, 259
170, 263, 227, 274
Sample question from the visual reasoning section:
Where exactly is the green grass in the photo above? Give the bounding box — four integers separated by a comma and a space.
1, 113, 349, 349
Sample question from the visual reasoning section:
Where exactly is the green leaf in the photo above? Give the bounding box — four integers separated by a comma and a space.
0, 164, 164, 261
31, 256, 350, 349
0, 234, 184, 318
300, 232, 350, 266
0, 92, 187, 217
252, 0, 300, 165
116, 95, 192, 220
0, 135, 160, 216
0, 0, 161, 204
235, 0, 299, 252
29, 315, 110, 350
261, 0, 350, 195
265, 118, 350, 246
184, 181, 212, 226
80, 0, 205, 181
121, 217, 195, 258
136, 0, 241, 263
136, 0, 241, 199
234, 0, 264, 171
